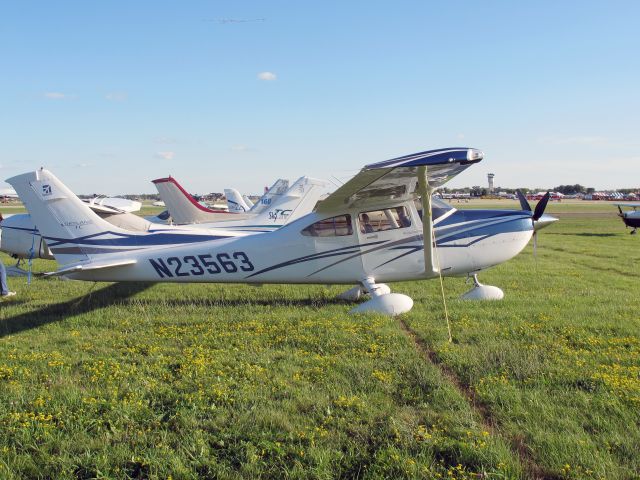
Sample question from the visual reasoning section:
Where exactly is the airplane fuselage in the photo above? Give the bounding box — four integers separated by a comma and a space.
622, 211, 640, 229
65, 202, 534, 284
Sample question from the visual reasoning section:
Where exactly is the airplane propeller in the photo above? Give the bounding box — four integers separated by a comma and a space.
516, 190, 551, 258
533, 192, 551, 222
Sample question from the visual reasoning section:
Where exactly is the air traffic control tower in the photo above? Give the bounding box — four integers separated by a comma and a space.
487, 173, 495, 193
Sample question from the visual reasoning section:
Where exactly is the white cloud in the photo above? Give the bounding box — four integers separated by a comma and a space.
105, 92, 127, 101
74, 162, 92, 168
456, 133, 465, 140
155, 151, 175, 160
257, 71, 276, 81
231, 145, 250, 152
44, 92, 74, 100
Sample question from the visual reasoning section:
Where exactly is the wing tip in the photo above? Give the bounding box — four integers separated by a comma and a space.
366, 147, 483, 170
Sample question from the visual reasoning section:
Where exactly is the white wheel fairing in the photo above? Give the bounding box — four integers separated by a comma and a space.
349, 293, 413, 316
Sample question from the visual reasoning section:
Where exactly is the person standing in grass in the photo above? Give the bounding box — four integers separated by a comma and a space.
0, 213, 16, 298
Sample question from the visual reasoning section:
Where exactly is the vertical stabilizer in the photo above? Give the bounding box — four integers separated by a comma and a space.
153, 176, 244, 224
248, 179, 289, 214
224, 188, 252, 213
242, 195, 254, 209
6, 169, 130, 265
253, 176, 328, 225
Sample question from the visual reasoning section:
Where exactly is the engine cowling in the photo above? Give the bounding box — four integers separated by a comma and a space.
0, 214, 54, 259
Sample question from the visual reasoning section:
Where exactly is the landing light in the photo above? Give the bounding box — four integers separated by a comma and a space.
467, 149, 483, 161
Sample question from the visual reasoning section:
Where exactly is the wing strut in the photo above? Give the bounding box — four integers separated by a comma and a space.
417, 165, 439, 276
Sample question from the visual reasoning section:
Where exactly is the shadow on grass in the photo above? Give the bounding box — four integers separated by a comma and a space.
548, 232, 618, 237
0, 282, 154, 338
133, 296, 353, 309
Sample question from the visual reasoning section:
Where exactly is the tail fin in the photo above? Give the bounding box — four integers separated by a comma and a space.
224, 188, 251, 213
248, 179, 289, 214
153, 176, 247, 224
253, 176, 328, 225
242, 195, 254, 209
6, 169, 132, 266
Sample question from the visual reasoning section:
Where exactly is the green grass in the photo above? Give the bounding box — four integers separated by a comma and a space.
0, 202, 638, 479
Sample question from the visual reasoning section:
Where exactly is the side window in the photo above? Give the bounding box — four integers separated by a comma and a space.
301, 215, 353, 237
359, 207, 412, 233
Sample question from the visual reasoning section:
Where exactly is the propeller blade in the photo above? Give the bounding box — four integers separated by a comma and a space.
533, 192, 551, 221
617, 205, 624, 217
516, 190, 532, 212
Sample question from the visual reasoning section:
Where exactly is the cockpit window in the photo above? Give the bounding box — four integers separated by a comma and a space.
358, 206, 412, 233
301, 214, 353, 237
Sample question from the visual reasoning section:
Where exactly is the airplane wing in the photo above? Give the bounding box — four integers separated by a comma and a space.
316, 148, 482, 213
612, 202, 640, 207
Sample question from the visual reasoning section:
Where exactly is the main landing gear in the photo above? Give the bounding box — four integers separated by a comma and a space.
6, 258, 29, 277
460, 274, 504, 300
346, 277, 413, 316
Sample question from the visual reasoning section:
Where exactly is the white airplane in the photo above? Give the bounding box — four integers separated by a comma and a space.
613, 203, 640, 234
153, 176, 291, 224
8, 148, 554, 315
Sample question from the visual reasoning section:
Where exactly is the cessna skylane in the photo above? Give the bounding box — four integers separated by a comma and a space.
8, 148, 553, 316
614, 203, 640, 234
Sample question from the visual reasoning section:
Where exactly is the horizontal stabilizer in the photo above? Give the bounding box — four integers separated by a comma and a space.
44, 258, 137, 277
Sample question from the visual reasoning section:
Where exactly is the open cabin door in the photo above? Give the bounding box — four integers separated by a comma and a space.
356, 203, 423, 278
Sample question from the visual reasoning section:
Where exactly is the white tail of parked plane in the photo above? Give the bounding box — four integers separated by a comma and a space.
152, 176, 252, 225
6, 169, 135, 267
224, 188, 251, 213
242, 195, 254, 209
246, 178, 289, 215
247, 176, 327, 225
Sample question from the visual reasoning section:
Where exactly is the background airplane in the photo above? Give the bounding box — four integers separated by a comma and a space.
224, 180, 289, 214
614, 203, 640, 234
153, 175, 325, 230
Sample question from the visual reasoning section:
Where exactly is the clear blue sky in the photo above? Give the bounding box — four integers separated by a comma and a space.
2, 1, 639, 194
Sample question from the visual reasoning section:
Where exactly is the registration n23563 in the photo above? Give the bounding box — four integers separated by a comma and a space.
149, 252, 254, 278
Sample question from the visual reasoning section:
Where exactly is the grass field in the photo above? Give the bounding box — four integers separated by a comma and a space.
0, 201, 638, 479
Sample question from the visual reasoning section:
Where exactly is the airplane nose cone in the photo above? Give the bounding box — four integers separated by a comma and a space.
533, 213, 559, 231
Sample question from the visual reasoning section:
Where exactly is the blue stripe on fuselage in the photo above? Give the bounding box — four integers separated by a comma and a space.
44, 230, 229, 247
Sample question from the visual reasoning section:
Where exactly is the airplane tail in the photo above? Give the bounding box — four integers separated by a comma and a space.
242, 195, 254, 209
6, 169, 134, 266
153, 176, 245, 225
248, 179, 289, 214
224, 188, 251, 213
253, 176, 328, 225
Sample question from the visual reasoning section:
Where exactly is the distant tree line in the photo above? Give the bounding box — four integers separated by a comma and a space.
552, 184, 596, 194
